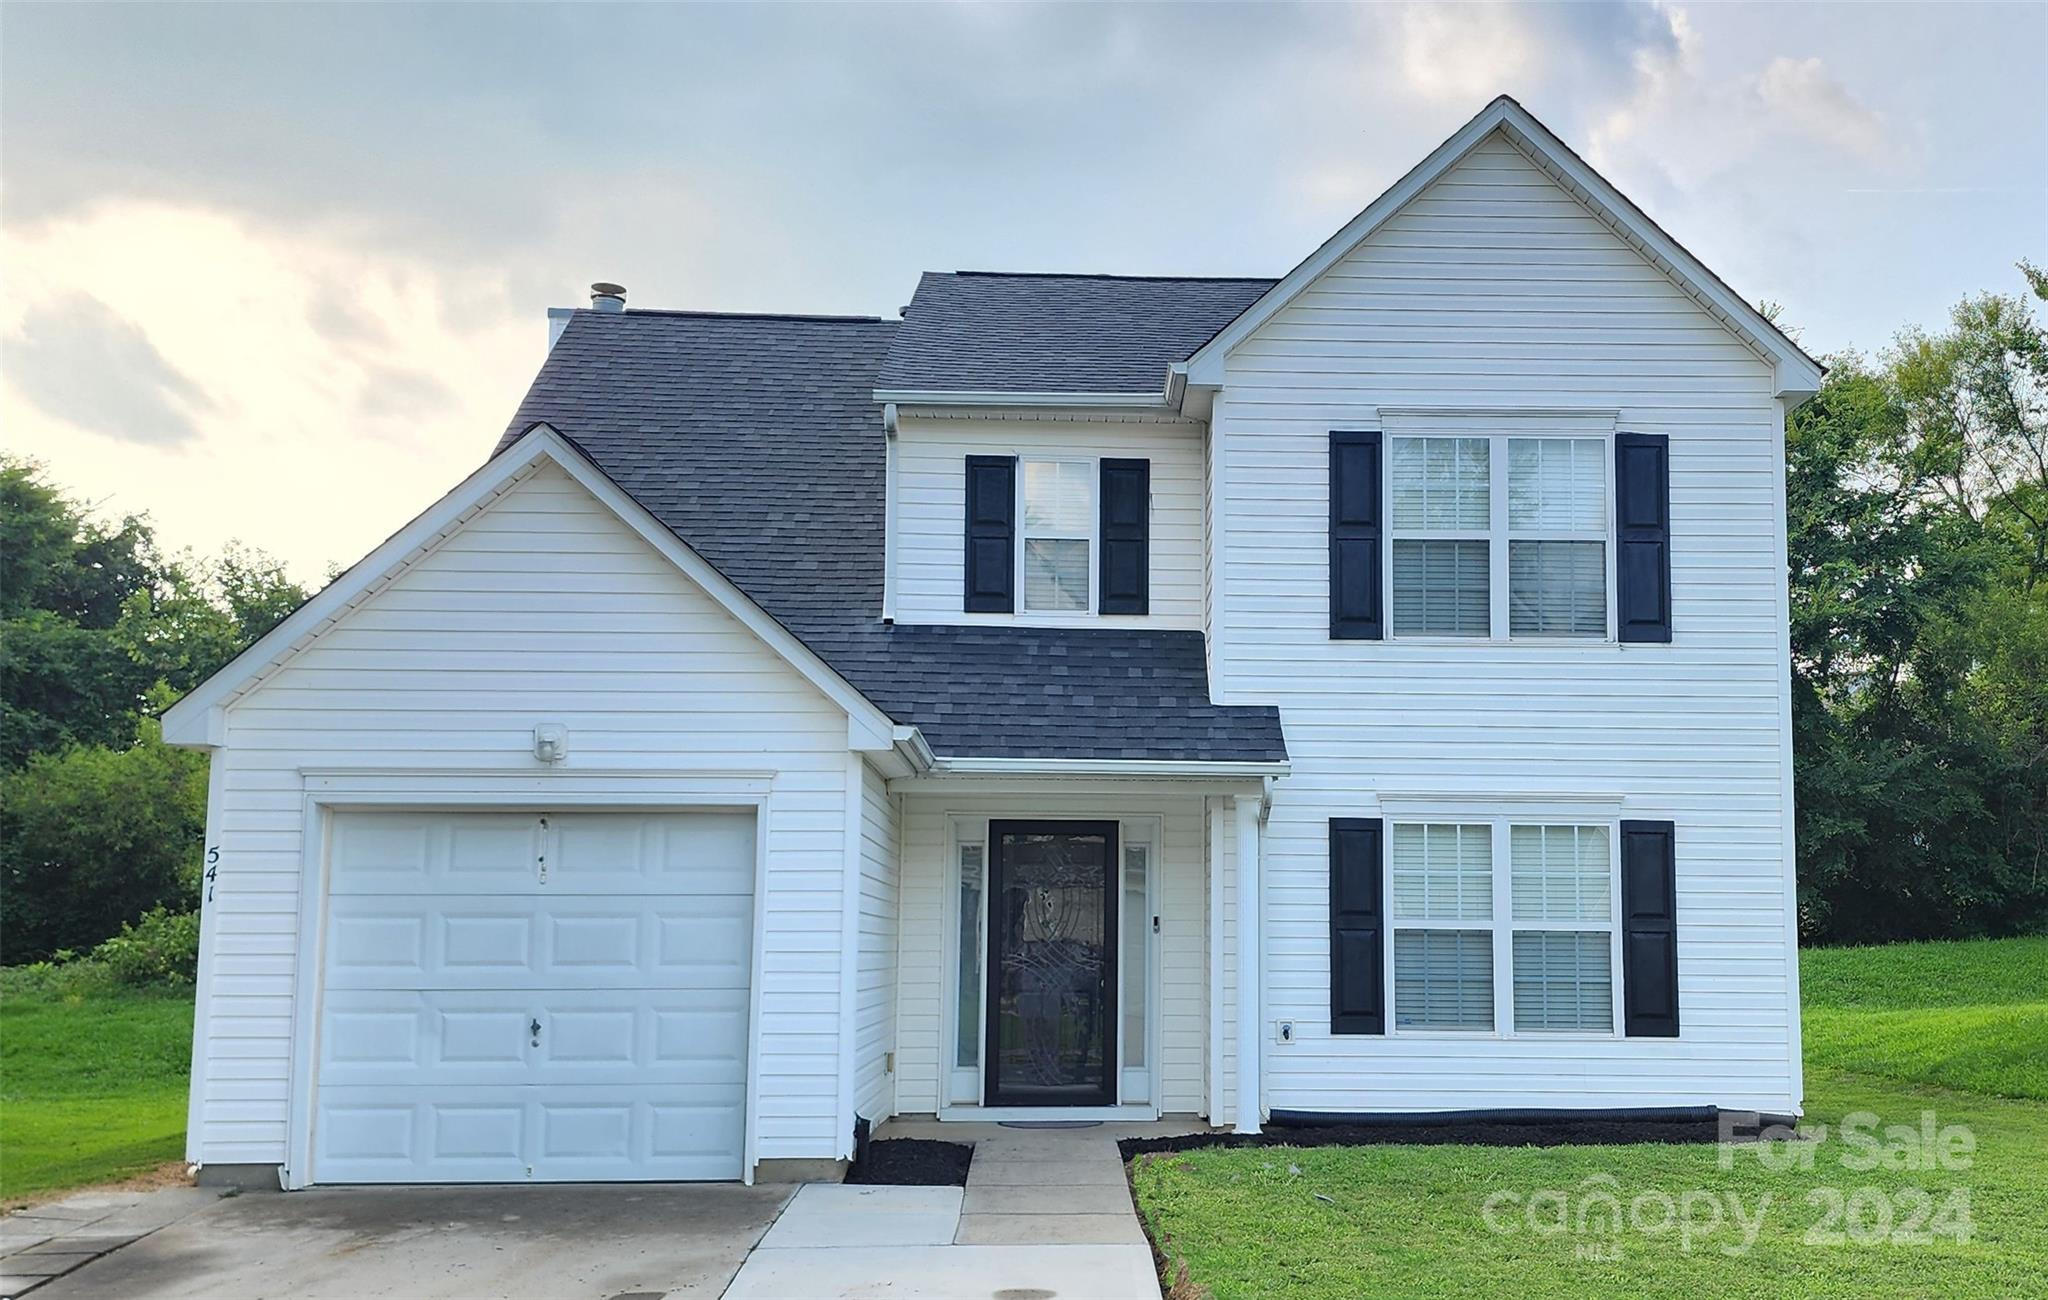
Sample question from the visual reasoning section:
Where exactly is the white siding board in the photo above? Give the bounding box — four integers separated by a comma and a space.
190, 463, 859, 1166
1213, 130, 1799, 1115
854, 761, 900, 1123
892, 416, 1205, 628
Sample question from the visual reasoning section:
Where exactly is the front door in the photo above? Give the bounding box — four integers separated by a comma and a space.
985, 821, 1118, 1107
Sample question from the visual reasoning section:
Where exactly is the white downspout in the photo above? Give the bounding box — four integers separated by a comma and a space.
1234, 794, 1262, 1134
881, 403, 899, 623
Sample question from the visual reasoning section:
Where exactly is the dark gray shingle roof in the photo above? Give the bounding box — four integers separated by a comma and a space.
498, 308, 1285, 763
877, 272, 1276, 395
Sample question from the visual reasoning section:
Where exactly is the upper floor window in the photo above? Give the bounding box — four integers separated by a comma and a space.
1388, 435, 1610, 640
1021, 460, 1094, 612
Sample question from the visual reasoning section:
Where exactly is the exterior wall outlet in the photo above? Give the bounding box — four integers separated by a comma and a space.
1275, 1020, 1295, 1044
884, 1051, 895, 1074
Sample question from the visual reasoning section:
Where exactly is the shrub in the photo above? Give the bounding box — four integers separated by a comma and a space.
0, 724, 206, 961
90, 907, 200, 987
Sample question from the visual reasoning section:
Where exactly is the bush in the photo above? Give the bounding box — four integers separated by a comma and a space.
90, 906, 200, 987
0, 725, 206, 961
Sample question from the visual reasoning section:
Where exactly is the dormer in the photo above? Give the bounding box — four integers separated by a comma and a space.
874, 272, 1268, 631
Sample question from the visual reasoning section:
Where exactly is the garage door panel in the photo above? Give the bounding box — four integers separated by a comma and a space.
320, 988, 748, 1087
550, 811, 756, 894
314, 1089, 744, 1183
324, 895, 750, 990
329, 812, 542, 896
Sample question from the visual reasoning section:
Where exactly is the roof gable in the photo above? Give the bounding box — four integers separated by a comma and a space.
1180, 96, 1823, 400
160, 423, 903, 753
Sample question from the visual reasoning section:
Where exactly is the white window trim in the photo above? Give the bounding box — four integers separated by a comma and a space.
1384, 814, 1625, 1041
1384, 430, 1617, 643
1017, 457, 1099, 616
942, 817, 989, 1106
1118, 816, 1161, 1107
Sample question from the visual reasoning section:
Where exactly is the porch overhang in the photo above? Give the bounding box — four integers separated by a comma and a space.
887, 755, 1288, 795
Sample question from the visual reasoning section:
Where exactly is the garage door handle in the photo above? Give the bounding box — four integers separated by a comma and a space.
529, 1017, 542, 1047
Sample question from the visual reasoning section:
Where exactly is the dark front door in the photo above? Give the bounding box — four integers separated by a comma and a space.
985, 821, 1119, 1107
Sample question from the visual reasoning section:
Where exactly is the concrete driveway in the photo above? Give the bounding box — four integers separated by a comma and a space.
18, 1183, 794, 1300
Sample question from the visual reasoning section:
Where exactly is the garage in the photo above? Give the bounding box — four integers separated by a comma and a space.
311, 809, 757, 1183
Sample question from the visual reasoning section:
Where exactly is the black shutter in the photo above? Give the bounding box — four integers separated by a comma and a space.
1620, 819, 1680, 1037
963, 455, 1015, 613
1329, 817, 1385, 1034
1098, 458, 1150, 615
1330, 431, 1383, 640
1615, 433, 1672, 643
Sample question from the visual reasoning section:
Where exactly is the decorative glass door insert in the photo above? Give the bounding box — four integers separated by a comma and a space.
985, 821, 1118, 1106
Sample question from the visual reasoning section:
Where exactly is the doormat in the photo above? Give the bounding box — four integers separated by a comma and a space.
997, 1120, 1102, 1130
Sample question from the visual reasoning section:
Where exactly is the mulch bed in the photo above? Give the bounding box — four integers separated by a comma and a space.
844, 1137, 973, 1186
1120, 1116, 1760, 1160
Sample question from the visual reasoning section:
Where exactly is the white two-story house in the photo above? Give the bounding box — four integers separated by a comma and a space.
164, 97, 1819, 1187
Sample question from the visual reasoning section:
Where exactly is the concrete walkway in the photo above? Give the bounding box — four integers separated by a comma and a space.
722, 1118, 1207, 1299
0, 1187, 218, 1298
5, 1119, 1207, 1300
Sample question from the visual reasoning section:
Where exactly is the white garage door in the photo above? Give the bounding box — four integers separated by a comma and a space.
312, 810, 755, 1183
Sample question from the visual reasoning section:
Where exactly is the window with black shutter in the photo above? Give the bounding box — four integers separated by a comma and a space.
1330, 431, 1384, 639
1620, 819, 1680, 1036
1098, 459, 1150, 615
1330, 817, 1385, 1034
1615, 433, 1672, 643
963, 455, 1016, 612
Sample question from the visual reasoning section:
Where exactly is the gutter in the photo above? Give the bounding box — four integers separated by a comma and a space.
872, 388, 1172, 410
924, 756, 1289, 780
891, 726, 936, 776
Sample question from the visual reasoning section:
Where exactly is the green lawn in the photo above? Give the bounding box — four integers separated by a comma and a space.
1133, 936, 2048, 1298
0, 981, 193, 1204
1800, 936, 2048, 1100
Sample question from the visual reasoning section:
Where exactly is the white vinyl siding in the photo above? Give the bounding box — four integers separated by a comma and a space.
854, 761, 900, 1123
189, 463, 860, 1168
892, 414, 1204, 628
1210, 126, 1799, 1114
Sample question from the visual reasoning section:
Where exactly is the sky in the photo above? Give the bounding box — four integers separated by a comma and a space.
3, 2, 2043, 583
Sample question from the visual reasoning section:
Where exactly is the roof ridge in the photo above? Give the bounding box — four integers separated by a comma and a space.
948, 270, 1276, 284
578, 308, 889, 324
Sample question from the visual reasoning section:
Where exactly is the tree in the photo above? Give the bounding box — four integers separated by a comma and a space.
1787, 267, 2048, 944
0, 458, 312, 959
0, 458, 309, 767
0, 721, 208, 961
0, 459, 167, 765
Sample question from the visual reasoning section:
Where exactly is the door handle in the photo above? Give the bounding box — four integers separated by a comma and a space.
529, 1016, 542, 1047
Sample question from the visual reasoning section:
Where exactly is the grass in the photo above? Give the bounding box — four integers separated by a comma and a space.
1132, 935, 2048, 1298
1800, 936, 2048, 1099
0, 976, 193, 1204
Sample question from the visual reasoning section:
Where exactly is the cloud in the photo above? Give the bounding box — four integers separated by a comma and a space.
1754, 55, 1893, 164
0, 201, 533, 583
1394, 5, 1541, 104
4, 292, 213, 446
357, 364, 457, 420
